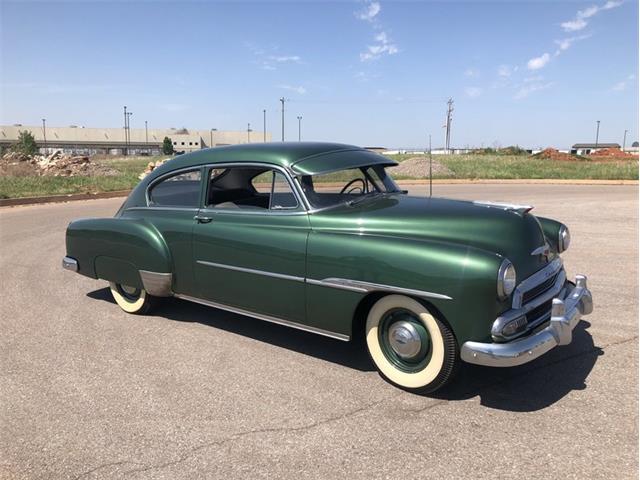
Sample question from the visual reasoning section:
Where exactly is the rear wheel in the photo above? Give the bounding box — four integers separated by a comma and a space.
365, 294, 459, 393
109, 282, 156, 314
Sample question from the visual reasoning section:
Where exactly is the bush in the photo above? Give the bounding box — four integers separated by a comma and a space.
162, 137, 174, 155
13, 130, 38, 156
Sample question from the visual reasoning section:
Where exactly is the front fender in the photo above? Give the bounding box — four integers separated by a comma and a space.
306, 231, 504, 343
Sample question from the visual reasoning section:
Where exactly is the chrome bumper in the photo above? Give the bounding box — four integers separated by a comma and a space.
62, 256, 78, 272
461, 275, 593, 367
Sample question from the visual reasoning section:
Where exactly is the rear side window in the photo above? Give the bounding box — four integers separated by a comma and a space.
149, 169, 201, 207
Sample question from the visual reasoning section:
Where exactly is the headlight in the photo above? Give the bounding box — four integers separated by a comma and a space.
558, 225, 571, 253
497, 259, 516, 299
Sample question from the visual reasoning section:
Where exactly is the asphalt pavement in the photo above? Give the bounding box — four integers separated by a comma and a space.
0, 184, 637, 479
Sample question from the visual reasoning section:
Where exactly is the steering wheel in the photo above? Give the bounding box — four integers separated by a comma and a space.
339, 178, 366, 195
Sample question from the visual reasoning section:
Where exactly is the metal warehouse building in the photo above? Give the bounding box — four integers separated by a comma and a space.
0, 125, 271, 155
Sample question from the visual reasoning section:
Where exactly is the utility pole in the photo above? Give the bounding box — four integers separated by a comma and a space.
595, 120, 600, 149
247, 123, 252, 143
126, 111, 133, 154
123, 106, 127, 156
280, 97, 286, 142
210, 128, 217, 148
297, 116, 302, 141
429, 134, 432, 197
42, 118, 47, 152
145, 120, 148, 145
444, 98, 454, 154
623, 129, 628, 151
263, 109, 266, 142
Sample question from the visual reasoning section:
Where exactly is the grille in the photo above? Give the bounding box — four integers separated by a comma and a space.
526, 299, 553, 324
521, 273, 558, 305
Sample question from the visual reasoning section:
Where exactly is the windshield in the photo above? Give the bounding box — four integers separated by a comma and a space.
299, 164, 401, 209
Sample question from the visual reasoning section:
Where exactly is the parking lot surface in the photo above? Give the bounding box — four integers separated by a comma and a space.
1, 184, 637, 479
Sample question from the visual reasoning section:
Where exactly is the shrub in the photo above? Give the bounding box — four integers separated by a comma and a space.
162, 137, 174, 155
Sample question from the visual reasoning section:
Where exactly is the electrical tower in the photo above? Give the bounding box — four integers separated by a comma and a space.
444, 98, 454, 154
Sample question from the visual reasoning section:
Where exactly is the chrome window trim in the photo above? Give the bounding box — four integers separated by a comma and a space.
125, 206, 199, 213
145, 166, 204, 208
175, 293, 350, 341
512, 257, 563, 309
196, 260, 305, 283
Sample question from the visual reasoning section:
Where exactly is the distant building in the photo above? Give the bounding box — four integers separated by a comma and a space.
0, 124, 272, 155
571, 143, 621, 155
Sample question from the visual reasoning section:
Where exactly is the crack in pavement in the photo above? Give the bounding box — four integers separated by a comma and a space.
72, 335, 638, 478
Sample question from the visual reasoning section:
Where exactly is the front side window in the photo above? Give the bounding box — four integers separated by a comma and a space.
207, 166, 298, 211
299, 165, 400, 209
149, 169, 202, 207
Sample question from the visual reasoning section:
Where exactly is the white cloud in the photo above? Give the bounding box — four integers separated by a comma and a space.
497, 65, 511, 77
464, 87, 483, 98
514, 82, 554, 99
610, 74, 636, 91
278, 84, 307, 95
561, 0, 623, 32
360, 31, 399, 61
268, 55, 301, 63
527, 53, 551, 70
356, 1, 381, 22
554, 34, 591, 56
464, 68, 479, 77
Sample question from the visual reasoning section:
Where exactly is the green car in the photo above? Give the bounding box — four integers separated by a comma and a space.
63, 143, 593, 393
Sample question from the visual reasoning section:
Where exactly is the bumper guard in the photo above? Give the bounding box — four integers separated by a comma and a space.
461, 275, 593, 367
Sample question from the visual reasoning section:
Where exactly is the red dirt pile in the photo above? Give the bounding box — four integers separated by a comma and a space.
532, 148, 578, 162
588, 148, 638, 160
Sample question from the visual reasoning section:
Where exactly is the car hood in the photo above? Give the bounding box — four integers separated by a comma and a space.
308, 194, 553, 280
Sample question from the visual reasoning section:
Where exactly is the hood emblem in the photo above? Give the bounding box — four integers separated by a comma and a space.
472, 200, 534, 215
531, 243, 551, 262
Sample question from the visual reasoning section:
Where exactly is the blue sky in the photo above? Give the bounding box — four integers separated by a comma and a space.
1, 0, 638, 149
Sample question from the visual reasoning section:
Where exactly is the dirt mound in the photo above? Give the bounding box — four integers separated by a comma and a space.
532, 148, 579, 162
389, 156, 453, 178
588, 148, 638, 160
0, 150, 118, 177
139, 159, 168, 179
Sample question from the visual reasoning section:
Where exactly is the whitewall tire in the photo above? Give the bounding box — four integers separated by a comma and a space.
365, 294, 459, 393
109, 282, 155, 314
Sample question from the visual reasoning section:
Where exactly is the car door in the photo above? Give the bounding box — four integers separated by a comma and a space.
192, 164, 310, 323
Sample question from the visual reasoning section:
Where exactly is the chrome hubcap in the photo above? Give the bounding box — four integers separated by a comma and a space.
121, 285, 137, 295
388, 321, 423, 360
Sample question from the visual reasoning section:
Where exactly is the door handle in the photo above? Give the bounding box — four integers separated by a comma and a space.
194, 214, 213, 224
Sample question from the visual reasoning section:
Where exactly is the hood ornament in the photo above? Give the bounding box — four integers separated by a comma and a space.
531, 243, 552, 262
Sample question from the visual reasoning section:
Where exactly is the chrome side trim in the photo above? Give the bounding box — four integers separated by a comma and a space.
196, 260, 306, 283
472, 200, 534, 215
62, 256, 78, 272
530, 242, 551, 257
512, 257, 563, 309
461, 274, 593, 367
175, 294, 350, 341
306, 277, 453, 300
139, 270, 173, 297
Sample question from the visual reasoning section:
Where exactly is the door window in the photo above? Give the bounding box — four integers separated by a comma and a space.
206, 166, 299, 211
148, 169, 201, 207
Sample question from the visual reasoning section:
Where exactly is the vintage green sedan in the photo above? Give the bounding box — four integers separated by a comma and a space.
63, 143, 593, 393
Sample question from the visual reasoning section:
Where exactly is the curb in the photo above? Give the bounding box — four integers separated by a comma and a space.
0, 190, 132, 207
1, 179, 637, 208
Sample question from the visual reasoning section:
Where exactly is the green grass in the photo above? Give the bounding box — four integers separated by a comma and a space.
0, 157, 159, 199
388, 154, 638, 181
0, 153, 637, 199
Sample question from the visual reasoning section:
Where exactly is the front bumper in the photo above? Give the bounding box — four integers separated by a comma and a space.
460, 274, 593, 367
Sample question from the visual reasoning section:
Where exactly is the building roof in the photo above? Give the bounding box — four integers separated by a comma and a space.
147, 142, 396, 179
571, 143, 620, 148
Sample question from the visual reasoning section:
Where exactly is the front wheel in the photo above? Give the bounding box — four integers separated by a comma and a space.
109, 282, 156, 314
365, 295, 459, 394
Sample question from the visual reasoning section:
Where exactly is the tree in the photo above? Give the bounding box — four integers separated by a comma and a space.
162, 137, 174, 155
13, 130, 38, 156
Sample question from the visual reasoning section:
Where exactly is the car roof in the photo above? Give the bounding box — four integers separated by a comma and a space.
147, 142, 397, 180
